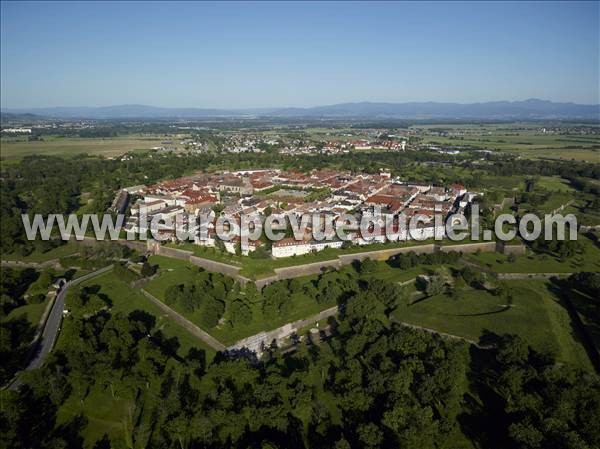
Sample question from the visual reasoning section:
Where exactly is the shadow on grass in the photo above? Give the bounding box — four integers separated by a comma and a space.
453, 306, 511, 317
454, 295, 514, 317
459, 331, 511, 449
546, 278, 600, 372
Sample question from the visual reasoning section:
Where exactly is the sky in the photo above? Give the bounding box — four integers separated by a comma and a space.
1, 1, 598, 108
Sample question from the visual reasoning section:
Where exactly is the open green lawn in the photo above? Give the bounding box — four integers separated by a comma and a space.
535, 192, 574, 214
56, 386, 133, 448
3, 241, 80, 263
477, 174, 525, 191
537, 176, 575, 193
365, 261, 461, 285
145, 255, 199, 299
75, 193, 96, 215
467, 235, 600, 273
392, 280, 593, 370
164, 243, 243, 267
210, 275, 327, 345
2, 301, 47, 327
0, 135, 168, 160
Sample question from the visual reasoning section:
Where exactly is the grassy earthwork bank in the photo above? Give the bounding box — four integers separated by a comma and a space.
3, 241, 80, 263
145, 255, 332, 345
392, 279, 594, 370
466, 233, 600, 273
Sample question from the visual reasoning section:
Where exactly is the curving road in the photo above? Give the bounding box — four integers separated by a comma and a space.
8, 266, 113, 391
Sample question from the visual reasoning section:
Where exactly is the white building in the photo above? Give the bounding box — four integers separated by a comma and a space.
2, 128, 32, 134
272, 238, 343, 258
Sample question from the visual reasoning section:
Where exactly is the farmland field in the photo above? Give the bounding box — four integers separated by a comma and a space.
0, 135, 170, 160
415, 124, 600, 161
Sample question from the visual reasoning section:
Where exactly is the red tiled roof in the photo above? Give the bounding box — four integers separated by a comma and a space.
273, 237, 309, 247
251, 180, 274, 189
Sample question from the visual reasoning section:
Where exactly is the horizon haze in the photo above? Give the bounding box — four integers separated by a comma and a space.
3, 98, 599, 120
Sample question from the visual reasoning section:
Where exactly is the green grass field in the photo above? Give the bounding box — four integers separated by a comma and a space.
56, 386, 133, 448
417, 125, 600, 161
512, 146, 599, 162
392, 280, 593, 370
537, 192, 574, 213
0, 135, 168, 160
537, 176, 575, 193
467, 234, 600, 273
144, 255, 199, 298
211, 284, 326, 345
365, 261, 460, 285
2, 301, 47, 327
3, 241, 80, 263
477, 174, 525, 191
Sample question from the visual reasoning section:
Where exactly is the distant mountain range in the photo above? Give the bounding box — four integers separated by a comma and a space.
3, 99, 599, 120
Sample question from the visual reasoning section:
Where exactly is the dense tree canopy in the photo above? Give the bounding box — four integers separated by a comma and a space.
2, 268, 599, 449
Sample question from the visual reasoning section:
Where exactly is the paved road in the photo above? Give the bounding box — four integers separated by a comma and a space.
8, 266, 113, 390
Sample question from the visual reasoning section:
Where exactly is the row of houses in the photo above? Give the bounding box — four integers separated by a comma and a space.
121, 169, 476, 258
